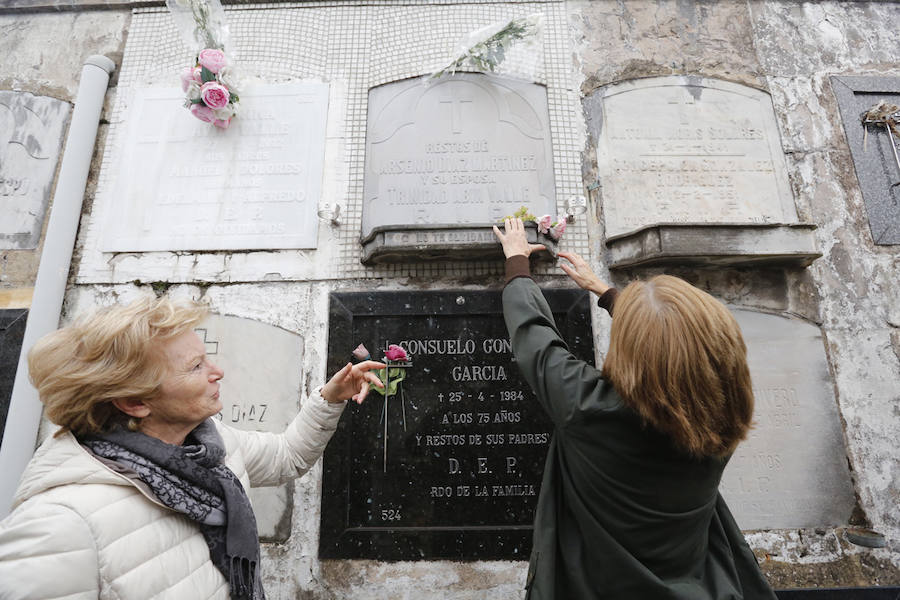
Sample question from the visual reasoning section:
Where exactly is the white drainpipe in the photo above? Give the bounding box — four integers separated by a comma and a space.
0, 55, 116, 517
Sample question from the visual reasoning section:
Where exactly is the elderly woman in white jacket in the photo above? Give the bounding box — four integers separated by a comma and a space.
0, 296, 383, 600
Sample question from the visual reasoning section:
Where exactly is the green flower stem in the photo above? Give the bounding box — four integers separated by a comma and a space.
383, 365, 390, 472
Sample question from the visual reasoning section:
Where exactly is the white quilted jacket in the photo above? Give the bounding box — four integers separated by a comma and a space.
0, 389, 345, 600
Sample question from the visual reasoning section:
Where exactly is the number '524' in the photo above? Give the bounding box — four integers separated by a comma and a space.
381, 508, 402, 522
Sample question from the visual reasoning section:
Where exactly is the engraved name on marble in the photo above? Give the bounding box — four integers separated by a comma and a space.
199, 314, 304, 541
593, 77, 799, 240
720, 309, 856, 529
101, 83, 328, 252
320, 289, 593, 560
361, 74, 556, 262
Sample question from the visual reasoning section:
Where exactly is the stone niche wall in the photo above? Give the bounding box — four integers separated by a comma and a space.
575, 0, 900, 589
3, 0, 899, 598
73, 1, 588, 285
0, 9, 126, 290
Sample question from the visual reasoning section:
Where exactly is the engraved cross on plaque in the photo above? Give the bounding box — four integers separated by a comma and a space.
194, 328, 219, 355
668, 91, 696, 126
440, 97, 473, 134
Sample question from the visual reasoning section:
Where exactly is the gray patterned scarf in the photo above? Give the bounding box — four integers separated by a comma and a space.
81, 419, 264, 600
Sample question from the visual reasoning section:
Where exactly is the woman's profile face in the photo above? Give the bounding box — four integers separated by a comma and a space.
143, 330, 224, 439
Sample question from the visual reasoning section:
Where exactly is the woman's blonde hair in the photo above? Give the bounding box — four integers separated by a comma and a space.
601, 275, 753, 458
28, 296, 208, 437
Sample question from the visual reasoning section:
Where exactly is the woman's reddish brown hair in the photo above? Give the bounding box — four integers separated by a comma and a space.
601, 275, 754, 457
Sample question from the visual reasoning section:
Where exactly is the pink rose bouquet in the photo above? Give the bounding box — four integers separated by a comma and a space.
182, 47, 240, 128
503, 206, 568, 243
549, 213, 567, 240
537, 214, 553, 234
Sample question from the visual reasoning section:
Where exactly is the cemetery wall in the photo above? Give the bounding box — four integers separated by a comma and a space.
0, 10, 127, 295
574, 1, 900, 588
1, 1, 899, 597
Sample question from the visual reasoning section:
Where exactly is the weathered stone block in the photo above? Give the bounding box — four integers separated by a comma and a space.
721, 310, 856, 530
605, 223, 821, 269
0, 92, 69, 250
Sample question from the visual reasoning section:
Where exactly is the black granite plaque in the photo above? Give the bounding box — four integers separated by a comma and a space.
832, 76, 900, 245
320, 289, 593, 560
0, 309, 28, 446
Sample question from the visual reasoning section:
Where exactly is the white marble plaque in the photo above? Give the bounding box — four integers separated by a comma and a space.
362, 74, 556, 242
101, 83, 328, 252
595, 77, 798, 239
198, 314, 303, 541
720, 309, 856, 530
0, 92, 70, 249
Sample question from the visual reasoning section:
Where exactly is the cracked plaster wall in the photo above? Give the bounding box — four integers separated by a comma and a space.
1, 0, 899, 596
0, 10, 127, 296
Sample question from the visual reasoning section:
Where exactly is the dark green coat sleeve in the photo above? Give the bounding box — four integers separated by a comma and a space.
502, 277, 610, 428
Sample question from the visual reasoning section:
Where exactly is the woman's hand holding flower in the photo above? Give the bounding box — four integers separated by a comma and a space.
322, 360, 387, 404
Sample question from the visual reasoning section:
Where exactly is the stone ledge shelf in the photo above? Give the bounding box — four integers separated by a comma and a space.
361, 225, 557, 265
605, 223, 821, 269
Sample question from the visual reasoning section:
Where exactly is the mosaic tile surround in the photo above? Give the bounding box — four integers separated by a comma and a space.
82, 0, 586, 281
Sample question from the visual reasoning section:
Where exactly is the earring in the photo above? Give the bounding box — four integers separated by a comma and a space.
127, 417, 141, 432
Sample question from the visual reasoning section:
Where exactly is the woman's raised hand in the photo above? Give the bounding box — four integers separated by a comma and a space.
321, 360, 386, 404
558, 251, 609, 296
492, 218, 546, 259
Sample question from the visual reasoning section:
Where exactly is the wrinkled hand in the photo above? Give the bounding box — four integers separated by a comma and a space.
321, 360, 387, 404
492, 218, 546, 259
558, 251, 609, 296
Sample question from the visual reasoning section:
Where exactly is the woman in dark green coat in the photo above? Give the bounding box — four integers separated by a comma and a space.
493, 218, 777, 600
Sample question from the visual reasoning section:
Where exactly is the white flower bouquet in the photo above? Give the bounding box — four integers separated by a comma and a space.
429, 13, 544, 80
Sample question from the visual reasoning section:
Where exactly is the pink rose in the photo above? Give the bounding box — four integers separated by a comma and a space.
352, 343, 371, 361
213, 118, 232, 129
197, 48, 228, 74
190, 103, 217, 123
180, 67, 195, 92
550, 216, 567, 240
384, 345, 408, 361
200, 82, 230, 109
537, 214, 552, 234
